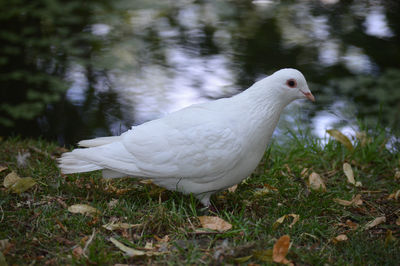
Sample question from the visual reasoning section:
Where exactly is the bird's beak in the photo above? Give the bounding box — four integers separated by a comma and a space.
301, 90, 315, 102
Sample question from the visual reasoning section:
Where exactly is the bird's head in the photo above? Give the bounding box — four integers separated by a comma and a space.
269, 68, 315, 103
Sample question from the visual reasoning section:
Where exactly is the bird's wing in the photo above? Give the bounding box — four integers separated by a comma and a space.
122, 105, 243, 180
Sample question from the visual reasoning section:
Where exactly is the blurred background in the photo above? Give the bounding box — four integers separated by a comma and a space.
1, 0, 399, 146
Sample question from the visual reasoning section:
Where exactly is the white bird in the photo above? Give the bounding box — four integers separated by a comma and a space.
59, 68, 314, 206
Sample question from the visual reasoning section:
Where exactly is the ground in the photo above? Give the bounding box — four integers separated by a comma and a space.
0, 128, 399, 265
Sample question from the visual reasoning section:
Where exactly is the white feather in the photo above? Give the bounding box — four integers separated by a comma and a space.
58, 68, 314, 206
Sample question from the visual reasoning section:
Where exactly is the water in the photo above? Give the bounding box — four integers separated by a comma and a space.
1, 0, 399, 145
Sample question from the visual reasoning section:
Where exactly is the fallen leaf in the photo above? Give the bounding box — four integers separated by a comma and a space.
343, 163, 355, 185
345, 220, 359, 230
356, 131, 371, 146
395, 171, 400, 180
107, 199, 119, 208
332, 234, 348, 244
334, 194, 363, 206
68, 204, 101, 216
154, 235, 169, 243
102, 221, 141, 231
327, 129, 354, 151
228, 184, 238, 193
109, 237, 165, 257
72, 246, 83, 259
144, 242, 153, 250
0, 166, 7, 172
198, 216, 232, 232
308, 172, 326, 192
273, 214, 299, 230
9, 177, 36, 194
365, 216, 386, 229
3, 172, 20, 188
234, 255, 253, 263
273, 235, 292, 265
388, 190, 400, 200
384, 230, 396, 246
253, 249, 273, 262
110, 237, 145, 257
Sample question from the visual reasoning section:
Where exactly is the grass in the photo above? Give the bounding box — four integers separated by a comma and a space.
0, 127, 399, 265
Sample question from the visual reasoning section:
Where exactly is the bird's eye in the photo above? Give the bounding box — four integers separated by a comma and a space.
286, 79, 297, 88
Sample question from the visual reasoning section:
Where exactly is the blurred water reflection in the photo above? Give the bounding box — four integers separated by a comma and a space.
1, 0, 399, 145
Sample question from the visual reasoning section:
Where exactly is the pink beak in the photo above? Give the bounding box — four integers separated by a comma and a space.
302, 91, 315, 102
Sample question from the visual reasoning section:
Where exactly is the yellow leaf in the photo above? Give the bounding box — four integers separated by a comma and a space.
332, 234, 348, 244
3, 171, 21, 188
198, 216, 232, 232
10, 177, 36, 194
385, 230, 396, 246
110, 237, 145, 257
68, 204, 101, 216
365, 216, 386, 229
273, 215, 287, 230
228, 184, 238, 193
334, 194, 363, 206
273, 235, 292, 265
234, 255, 253, 263
102, 221, 141, 231
343, 163, 355, 185
273, 214, 299, 230
253, 249, 273, 262
308, 172, 326, 192
327, 129, 354, 151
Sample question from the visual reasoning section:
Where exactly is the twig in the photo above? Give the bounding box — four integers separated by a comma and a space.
83, 228, 96, 258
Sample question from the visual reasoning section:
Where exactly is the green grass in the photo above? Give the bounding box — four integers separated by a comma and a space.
0, 128, 399, 265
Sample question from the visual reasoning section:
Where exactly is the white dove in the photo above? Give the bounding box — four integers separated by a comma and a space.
59, 68, 314, 206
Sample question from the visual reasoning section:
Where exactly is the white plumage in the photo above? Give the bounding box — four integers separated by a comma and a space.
59, 68, 314, 206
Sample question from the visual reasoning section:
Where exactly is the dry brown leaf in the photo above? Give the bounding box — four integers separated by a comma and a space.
308, 172, 326, 192
343, 163, 355, 185
288, 214, 300, 228
327, 129, 354, 151
68, 204, 101, 216
0, 166, 7, 172
365, 216, 386, 229
102, 221, 141, 231
154, 235, 169, 243
198, 216, 232, 232
388, 190, 400, 200
273, 215, 287, 230
72, 246, 84, 259
228, 184, 238, 193
332, 234, 348, 244
273, 235, 292, 265
346, 220, 359, 230
334, 194, 363, 206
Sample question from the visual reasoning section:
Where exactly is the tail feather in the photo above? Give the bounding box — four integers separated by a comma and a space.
78, 136, 121, 147
58, 152, 103, 174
